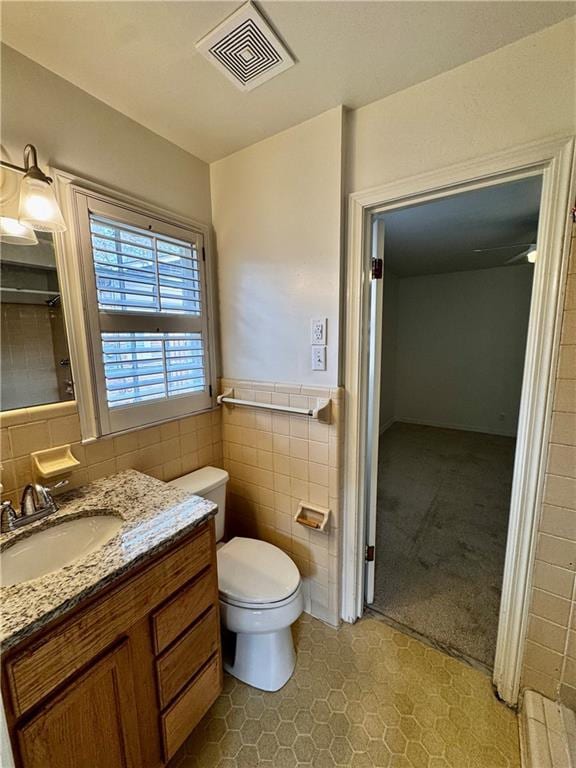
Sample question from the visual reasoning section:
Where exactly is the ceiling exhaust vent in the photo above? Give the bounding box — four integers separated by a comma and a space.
196, 2, 295, 92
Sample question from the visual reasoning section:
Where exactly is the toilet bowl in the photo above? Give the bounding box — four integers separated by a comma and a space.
168, 468, 303, 692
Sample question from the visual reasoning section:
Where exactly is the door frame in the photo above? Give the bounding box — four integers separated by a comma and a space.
341, 135, 575, 705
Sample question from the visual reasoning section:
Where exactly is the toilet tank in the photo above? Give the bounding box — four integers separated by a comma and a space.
168, 467, 229, 542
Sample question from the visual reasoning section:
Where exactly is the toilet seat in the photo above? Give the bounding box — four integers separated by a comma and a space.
217, 537, 301, 607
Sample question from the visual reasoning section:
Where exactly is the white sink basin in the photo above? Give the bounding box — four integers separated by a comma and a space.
1, 514, 122, 587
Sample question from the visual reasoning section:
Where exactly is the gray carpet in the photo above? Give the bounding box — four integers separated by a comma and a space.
372, 422, 515, 669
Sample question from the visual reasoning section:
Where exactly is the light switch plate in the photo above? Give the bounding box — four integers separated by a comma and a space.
311, 345, 327, 371
310, 318, 327, 345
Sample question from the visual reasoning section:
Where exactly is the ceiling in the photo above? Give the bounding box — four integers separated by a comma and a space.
1, 2, 574, 162
380, 176, 542, 278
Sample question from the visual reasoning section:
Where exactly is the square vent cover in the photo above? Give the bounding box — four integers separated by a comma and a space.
196, 1, 295, 92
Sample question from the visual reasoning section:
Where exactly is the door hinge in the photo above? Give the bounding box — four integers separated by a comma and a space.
202, 246, 206, 261
365, 545, 375, 562
209, 384, 213, 397
371, 258, 383, 280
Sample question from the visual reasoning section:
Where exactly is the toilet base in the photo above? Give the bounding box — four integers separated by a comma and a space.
223, 627, 296, 692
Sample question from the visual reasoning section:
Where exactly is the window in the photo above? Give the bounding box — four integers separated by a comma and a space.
72, 192, 213, 436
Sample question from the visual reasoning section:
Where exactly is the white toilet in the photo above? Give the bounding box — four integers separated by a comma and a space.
168, 467, 303, 692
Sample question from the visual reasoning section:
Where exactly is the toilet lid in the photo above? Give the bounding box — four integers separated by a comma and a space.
217, 537, 301, 605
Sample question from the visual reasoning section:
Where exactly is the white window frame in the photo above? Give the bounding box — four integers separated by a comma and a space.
51, 170, 218, 441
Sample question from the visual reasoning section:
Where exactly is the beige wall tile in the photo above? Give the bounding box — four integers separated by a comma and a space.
1, 429, 12, 462
113, 432, 139, 456
48, 414, 82, 446
544, 475, 576, 510
560, 683, 576, 710
88, 458, 117, 482
563, 658, 576, 688
561, 311, 576, 346
531, 589, 572, 627
522, 667, 559, 701
527, 615, 567, 654
10, 421, 50, 457
524, 641, 564, 679
566, 630, 576, 660
557, 345, 576, 379
160, 420, 180, 441
532, 560, 575, 599
555, 380, 576, 413
539, 504, 576, 541
547, 445, 576, 480
309, 441, 329, 465
536, 534, 576, 571
550, 412, 576, 446
565, 275, 576, 311
85, 439, 115, 465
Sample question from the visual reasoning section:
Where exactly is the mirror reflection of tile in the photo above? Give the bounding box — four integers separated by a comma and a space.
0, 232, 73, 411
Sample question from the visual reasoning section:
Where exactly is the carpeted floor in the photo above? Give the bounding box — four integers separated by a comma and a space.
372, 422, 516, 669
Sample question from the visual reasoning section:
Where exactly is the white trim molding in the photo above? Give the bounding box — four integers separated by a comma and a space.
51, 169, 220, 443
342, 135, 575, 706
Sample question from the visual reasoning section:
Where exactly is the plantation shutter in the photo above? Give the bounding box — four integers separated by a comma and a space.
76, 194, 212, 435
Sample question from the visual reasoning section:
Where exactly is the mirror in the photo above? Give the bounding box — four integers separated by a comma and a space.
1, 231, 74, 411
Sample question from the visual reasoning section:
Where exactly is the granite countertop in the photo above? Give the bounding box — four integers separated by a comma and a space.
0, 469, 216, 652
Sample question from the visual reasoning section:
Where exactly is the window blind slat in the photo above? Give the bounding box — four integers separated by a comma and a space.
90, 212, 208, 413
100, 331, 206, 408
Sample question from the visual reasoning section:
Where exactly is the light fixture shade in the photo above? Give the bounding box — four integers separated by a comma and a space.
0, 216, 39, 245
18, 175, 66, 233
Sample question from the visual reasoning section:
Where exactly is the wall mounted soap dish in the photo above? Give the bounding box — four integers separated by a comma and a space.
31, 444, 80, 480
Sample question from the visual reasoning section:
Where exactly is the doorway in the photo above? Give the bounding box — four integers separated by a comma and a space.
369, 178, 541, 670
342, 137, 575, 705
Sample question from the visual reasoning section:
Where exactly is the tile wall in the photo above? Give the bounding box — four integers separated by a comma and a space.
220, 379, 343, 626
0, 401, 223, 504
1, 304, 61, 411
523, 224, 576, 708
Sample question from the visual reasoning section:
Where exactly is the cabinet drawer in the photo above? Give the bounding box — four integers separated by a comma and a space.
162, 654, 221, 761
156, 607, 219, 709
152, 567, 216, 655
6, 523, 212, 717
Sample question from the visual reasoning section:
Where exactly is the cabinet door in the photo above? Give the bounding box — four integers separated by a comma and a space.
17, 641, 142, 768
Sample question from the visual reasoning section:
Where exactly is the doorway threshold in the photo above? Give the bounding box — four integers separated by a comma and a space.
365, 605, 494, 678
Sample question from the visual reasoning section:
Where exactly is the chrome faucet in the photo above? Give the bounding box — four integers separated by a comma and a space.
0, 500, 18, 534
1, 480, 68, 534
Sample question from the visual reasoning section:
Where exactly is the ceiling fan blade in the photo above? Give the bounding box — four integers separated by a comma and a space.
473, 243, 533, 253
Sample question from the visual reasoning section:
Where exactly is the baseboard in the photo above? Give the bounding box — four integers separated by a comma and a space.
520, 690, 576, 768
394, 415, 517, 438
378, 417, 396, 435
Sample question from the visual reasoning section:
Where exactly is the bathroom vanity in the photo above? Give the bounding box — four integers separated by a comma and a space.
0, 470, 222, 768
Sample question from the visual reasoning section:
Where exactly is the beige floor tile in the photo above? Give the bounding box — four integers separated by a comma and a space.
173, 615, 520, 768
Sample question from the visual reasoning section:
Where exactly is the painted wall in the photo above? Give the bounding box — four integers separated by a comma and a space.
347, 18, 576, 195
382, 264, 534, 437
210, 107, 344, 387
1, 45, 212, 224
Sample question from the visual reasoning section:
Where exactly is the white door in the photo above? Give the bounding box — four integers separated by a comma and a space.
364, 217, 385, 604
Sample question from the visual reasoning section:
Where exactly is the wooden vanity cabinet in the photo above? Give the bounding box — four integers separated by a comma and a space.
2, 519, 222, 768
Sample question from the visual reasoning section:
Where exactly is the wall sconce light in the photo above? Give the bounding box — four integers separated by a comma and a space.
0, 144, 67, 244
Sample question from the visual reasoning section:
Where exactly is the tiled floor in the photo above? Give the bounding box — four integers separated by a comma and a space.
172, 614, 520, 768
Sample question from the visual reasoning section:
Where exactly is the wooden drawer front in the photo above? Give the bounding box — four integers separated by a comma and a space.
156, 607, 219, 709
152, 567, 216, 655
7, 523, 212, 717
162, 654, 221, 761
17, 641, 142, 768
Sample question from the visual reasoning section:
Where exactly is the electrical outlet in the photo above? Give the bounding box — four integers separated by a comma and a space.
310, 318, 327, 345
311, 345, 326, 371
